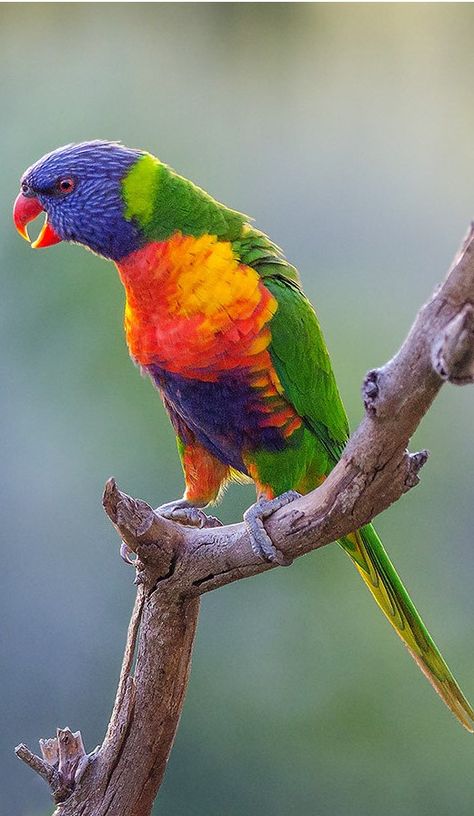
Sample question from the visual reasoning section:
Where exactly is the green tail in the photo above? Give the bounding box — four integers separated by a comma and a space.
340, 524, 474, 731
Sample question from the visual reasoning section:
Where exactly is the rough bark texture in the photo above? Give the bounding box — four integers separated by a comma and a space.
16, 225, 474, 815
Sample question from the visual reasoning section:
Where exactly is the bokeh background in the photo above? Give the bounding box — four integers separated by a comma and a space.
1, 3, 474, 815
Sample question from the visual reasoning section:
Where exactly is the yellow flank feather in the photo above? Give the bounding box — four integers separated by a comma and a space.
247, 331, 273, 356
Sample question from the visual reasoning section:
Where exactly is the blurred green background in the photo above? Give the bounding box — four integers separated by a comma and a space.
1, 3, 474, 815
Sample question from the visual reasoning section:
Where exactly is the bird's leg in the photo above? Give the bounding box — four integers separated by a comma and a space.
156, 498, 223, 529
244, 490, 301, 567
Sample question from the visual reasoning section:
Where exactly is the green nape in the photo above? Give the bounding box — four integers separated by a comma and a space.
122, 153, 248, 243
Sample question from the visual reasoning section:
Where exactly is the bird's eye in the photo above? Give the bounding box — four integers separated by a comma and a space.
21, 181, 30, 195
57, 177, 75, 195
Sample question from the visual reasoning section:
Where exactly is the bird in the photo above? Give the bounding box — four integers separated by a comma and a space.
13, 139, 474, 730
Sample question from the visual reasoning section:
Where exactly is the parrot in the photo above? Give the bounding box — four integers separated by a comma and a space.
13, 140, 474, 730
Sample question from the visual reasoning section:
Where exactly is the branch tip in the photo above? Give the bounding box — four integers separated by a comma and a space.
102, 476, 121, 520
15, 742, 58, 788
39, 736, 59, 765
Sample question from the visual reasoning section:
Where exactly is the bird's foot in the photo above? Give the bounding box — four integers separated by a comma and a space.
243, 490, 301, 567
156, 499, 223, 529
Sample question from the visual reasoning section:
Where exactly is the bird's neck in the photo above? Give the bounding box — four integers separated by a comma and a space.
121, 154, 246, 244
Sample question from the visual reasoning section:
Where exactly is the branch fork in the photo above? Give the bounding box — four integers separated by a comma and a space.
15, 225, 474, 816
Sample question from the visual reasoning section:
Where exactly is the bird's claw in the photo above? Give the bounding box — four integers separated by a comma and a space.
120, 540, 137, 565
244, 490, 301, 567
156, 500, 223, 529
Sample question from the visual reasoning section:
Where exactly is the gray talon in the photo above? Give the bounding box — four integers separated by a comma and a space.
156, 499, 222, 529
244, 490, 301, 567
120, 540, 136, 565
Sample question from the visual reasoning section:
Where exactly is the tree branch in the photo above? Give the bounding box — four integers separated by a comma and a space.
16, 225, 474, 815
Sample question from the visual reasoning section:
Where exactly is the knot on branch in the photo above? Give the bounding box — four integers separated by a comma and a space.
15, 728, 98, 804
432, 304, 474, 385
362, 368, 381, 416
362, 366, 411, 420
404, 449, 429, 489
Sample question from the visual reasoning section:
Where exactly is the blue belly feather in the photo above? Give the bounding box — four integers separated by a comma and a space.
147, 364, 287, 471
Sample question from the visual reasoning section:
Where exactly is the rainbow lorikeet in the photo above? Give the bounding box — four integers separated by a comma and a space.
14, 140, 473, 730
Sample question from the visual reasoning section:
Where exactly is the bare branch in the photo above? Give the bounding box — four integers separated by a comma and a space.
16, 225, 474, 815
15, 744, 59, 789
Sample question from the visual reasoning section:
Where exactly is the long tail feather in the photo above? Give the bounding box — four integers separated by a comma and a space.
340, 524, 474, 731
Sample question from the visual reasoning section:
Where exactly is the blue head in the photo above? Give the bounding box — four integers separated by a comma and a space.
15, 140, 145, 260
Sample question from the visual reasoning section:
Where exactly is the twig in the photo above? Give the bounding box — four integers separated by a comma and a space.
16, 728, 98, 804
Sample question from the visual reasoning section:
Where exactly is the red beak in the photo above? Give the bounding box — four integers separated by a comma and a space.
13, 193, 62, 249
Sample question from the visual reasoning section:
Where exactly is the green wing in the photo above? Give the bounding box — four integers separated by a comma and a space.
234, 226, 348, 465
265, 274, 349, 467
233, 226, 300, 283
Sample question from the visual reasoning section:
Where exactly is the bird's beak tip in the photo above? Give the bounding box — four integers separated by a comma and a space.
17, 223, 31, 242
13, 192, 62, 249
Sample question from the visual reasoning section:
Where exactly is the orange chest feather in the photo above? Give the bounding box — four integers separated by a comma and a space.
116, 233, 278, 379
